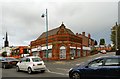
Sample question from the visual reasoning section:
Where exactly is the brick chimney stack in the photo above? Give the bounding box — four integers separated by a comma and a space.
76, 33, 78, 36
88, 33, 91, 39
82, 32, 85, 36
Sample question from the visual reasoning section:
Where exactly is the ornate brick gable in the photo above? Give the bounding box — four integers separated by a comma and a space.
37, 23, 74, 40
57, 23, 74, 35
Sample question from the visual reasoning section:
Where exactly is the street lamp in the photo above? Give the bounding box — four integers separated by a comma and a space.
41, 9, 48, 61
112, 22, 118, 50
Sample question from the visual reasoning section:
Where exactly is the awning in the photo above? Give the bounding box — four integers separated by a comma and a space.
31, 48, 38, 52
77, 47, 81, 49
70, 46, 76, 49
70, 47, 81, 49
83, 46, 91, 50
60, 46, 66, 49
32, 45, 53, 51
42, 45, 53, 50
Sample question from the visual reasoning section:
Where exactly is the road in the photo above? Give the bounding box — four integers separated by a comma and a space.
1, 52, 115, 79
46, 52, 115, 76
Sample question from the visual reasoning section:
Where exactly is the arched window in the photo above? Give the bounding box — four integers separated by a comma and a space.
59, 46, 66, 59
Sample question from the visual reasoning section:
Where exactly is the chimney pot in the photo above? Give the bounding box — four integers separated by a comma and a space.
82, 32, 85, 36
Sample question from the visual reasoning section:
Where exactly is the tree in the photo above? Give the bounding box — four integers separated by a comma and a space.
99, 38, 105, 45
23, 49, 29, 54
94, 40, 98, 45
2, 51, 7, 57
111, 23, 120, 50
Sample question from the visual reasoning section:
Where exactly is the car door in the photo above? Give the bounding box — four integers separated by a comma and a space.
84, 58, 105, 78
25, 58, 30, 70
102, 58, 120, 78
19, 58, 26, 70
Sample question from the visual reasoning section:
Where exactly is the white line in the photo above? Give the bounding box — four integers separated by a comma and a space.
45, 68, 51, 72
49, 71, 69, 76
56, 68, 69, 71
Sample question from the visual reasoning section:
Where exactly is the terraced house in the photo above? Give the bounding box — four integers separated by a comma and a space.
30, 23, 95, 60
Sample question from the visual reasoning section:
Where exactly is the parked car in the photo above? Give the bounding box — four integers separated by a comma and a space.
16, 56, 46, 74
0, 56, 3, 61
0, 56, 3, 68
100, 50, 106, 54
69, 56, 120, 79
1, 57, 19, 69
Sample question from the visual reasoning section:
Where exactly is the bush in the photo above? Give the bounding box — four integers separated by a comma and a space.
2, 51, 7, 57
90, 49, 98, 55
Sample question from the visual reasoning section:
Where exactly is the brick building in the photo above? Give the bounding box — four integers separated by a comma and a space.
95, 45, 112, 52
11, 46, 31, 58
30, 23, 95, 60
76, 32, 95, 56
31, 23, 83, 60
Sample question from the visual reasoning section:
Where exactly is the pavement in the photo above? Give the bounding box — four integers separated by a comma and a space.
44, 53, 103, 65
45, 52, 115, 63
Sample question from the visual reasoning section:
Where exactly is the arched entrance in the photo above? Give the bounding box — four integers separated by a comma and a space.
59, 46, 66, 59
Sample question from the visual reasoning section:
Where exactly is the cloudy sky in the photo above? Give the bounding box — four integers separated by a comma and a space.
0, 0, 119, 48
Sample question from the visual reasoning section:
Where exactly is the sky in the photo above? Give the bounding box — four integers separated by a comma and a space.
0, 0, 119, 48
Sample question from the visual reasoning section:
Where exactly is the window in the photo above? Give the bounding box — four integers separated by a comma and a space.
26, 58, 30, 62
21, 58, 26, 62
88, 59, 104, 67
32, 58, 42, 62
105, 58, 119, 66
6, 58, 18, 61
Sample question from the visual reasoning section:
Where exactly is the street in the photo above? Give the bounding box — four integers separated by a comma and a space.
1, 52, 115, 79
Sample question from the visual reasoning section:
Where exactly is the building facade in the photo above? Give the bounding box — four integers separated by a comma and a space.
31, 23, 83, 60
76, 32, 95, 56
11, 46, 31, 58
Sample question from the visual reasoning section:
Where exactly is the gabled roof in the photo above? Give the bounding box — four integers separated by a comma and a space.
37, 23, 74, 40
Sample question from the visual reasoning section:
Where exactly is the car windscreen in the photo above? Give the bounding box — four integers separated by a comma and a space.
6, 58, 18, 61
32, 58, 42, 62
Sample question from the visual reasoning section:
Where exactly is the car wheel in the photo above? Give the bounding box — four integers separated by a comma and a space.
16, 66, 20, 72
28, 67, 32, 74
71, 72, 81, 79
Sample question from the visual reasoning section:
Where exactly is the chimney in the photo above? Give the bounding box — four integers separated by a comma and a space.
88, 33, 91, 38
116, 22, 118, 26
76, 33, 78, 36
82, 32, 85, 36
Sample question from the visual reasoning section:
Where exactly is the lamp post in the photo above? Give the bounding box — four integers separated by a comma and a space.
41, 9, 48, 61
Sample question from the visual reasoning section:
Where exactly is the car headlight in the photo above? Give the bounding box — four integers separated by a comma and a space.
68, 68, 73, 72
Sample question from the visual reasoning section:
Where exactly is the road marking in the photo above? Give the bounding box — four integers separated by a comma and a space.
56, 68, 70, 72
48, 71, 69, 76
45, 68, 51, 72
46, 68, 69, 76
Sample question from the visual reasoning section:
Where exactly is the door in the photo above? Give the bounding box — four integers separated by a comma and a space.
19, 58, 26, 70
84, 59, 105, 78
102, 58, 120, 78
60, 46, 66, 59
24, 58, 30, 71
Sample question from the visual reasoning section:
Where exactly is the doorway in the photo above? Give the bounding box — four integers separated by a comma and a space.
59, 46, 66, 59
